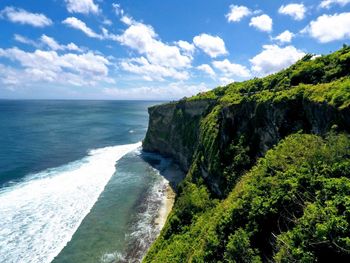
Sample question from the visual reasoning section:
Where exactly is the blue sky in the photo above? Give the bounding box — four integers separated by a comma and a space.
0, 0, 349, 99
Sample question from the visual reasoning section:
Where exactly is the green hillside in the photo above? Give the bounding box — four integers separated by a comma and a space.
143, 45, 350, 262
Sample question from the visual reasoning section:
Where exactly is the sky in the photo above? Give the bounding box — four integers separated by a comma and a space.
0, 0, 349, 100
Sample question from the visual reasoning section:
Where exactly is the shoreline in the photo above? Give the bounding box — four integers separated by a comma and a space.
154, 183, 176, 229
122, 154, 185, 262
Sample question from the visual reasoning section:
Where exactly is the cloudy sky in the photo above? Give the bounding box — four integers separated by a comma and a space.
0, 0, 349, 99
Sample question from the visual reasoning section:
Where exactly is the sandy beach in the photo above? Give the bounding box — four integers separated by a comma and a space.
154, 183, 176, 229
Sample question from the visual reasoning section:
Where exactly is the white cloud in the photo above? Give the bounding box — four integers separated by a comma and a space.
176, 40, 195, 56
320, 0, 350, 8
213, 59, 251, 78
249, 14, 273, 32
40, 35, 82, 52
101, 27, 119, 41
226, 5, 252, 22
63, 17, 102, 39
274, 30, 295, 43
113, 4, 136, 26
103, 19, 112, 26
112, 5, 193, 82
64, 0, 99, 15
0, 6, 52, 27
121, 15, 135, 26
65, 43, 82, 52
302, 12, 350, 43
120, 57, 189, 81
193, 34, 228, 58
0, 64, 23, 87
112, 3, 124, 16
250, 45, 305, 76
0, 47, 113, 87
14, 34, 82, 52
103, 82, 209, 100
40, 35, 62, 51
14, 34, 40, 48
278, 3, 306, 21
219, 77, 235, 86
117, 22, 191, 69
62, 17, 119, 41
197, 64, 216, 77
115, 17, 193, 81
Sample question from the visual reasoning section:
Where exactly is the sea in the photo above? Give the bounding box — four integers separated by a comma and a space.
0, 100, 180, 263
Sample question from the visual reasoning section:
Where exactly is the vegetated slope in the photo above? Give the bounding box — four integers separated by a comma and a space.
142, 46, 350, 262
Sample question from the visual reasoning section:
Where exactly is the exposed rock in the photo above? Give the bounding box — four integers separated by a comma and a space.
143, 97, 350, 197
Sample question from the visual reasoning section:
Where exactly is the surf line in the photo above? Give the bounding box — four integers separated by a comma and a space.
0, 142, 141, 263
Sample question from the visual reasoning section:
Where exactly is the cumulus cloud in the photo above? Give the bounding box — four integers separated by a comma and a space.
226, 5, 252, 22
0, 47, 113, 87
193, 34, 228, 58
40, 35, 82, 51
278, 3, 306, 21
120, 57, 189, 81
14, 34, 82, 52
115, 14, 193, 81
0, 64, 18, 88
250, 45, 305, 76
40, 35, 63, 51
117, 23, 191, 69
320, 0, 350, 8
176, 40, 195, 56
62, 17, 119, 42
62, 17, 102, 39
197, 64, 216, 77
213, 59, 251, 78
274, 30, 295, 43
302, 12, 350, 43
64, 0, 99, 15
249, 14, 273, 32
0, 6, 52, 27
103, 82, 209, 100
219, 77, 235, 86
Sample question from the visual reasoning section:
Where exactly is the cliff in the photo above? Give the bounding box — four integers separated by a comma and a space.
143, 99, 216, 171
142, 46, 350, 262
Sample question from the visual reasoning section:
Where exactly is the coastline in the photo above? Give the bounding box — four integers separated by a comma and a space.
154, 183, 175, 229
119, 155, 184, 262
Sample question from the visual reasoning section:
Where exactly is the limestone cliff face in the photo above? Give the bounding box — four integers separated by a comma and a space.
219, 99, 350, 157
143, 97, 350, 196
143, 99, 215, 171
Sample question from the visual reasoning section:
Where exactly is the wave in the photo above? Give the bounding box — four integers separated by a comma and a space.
100, 156, 173, 263
0, 142, 141, 263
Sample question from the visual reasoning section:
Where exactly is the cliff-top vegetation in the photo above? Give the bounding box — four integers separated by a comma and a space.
143, 45, 350, 262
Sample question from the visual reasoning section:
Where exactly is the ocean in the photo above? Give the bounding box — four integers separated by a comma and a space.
0, 100, 178, 263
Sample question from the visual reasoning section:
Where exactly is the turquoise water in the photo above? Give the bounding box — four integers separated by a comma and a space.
0, 100, 154, 186
0, 100, 176, 263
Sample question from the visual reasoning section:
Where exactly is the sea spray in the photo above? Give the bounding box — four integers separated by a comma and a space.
0, 142, 141, 263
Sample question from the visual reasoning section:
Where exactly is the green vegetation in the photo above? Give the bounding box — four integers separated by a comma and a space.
143, 46, 350, 262
146, 134, 350, 262
189, 45, 350, 105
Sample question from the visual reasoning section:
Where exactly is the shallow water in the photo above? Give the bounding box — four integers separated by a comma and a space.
53, 151, 178, 263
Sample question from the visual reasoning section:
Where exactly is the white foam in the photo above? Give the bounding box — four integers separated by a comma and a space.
0, 142, 141, 263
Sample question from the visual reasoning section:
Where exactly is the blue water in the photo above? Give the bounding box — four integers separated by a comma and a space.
0, 100, 155, 186
0, 100, 179, 263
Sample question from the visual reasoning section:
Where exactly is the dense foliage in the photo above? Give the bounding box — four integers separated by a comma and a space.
143, 46, 350, 262
189, 45, 350, 104
145, 134, 350, 262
